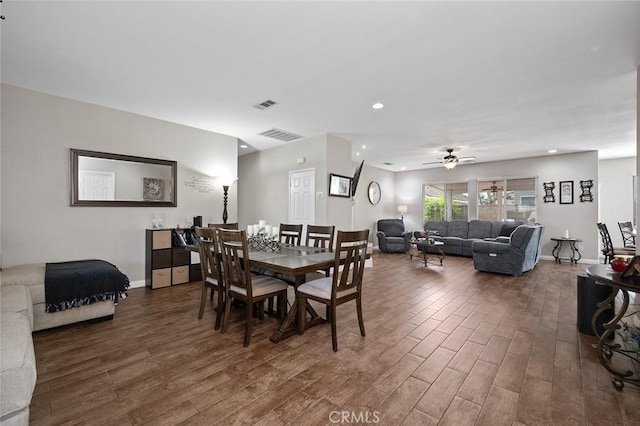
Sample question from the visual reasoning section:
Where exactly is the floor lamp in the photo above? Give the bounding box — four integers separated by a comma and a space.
217, 176, 237, 224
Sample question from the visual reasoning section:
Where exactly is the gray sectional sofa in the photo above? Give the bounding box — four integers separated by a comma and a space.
417, 219, 524, 257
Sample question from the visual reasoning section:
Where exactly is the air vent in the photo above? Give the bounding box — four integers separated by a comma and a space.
253, 99, 278, 110
258, 128, 303, 142
383, 162, 393, 165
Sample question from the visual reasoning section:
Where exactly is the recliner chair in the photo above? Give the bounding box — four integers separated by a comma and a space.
376, 219, 412, 253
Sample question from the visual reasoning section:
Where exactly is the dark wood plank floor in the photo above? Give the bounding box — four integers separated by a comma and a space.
30, 253, 640, 425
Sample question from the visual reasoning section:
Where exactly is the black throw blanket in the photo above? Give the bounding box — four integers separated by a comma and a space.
45, 259, 130, 313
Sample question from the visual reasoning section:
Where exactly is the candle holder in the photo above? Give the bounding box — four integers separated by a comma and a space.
247, 228, 280, 252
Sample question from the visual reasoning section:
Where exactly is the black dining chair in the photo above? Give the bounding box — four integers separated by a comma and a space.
597, 223, 634, 264
618, 221, 636, 249
305, 225, 336, 278
296, 229, 369, 351
279, 224, 303, 246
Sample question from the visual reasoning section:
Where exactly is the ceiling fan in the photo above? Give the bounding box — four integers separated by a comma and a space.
422, 148, 476, 169
480, 181, 504, 193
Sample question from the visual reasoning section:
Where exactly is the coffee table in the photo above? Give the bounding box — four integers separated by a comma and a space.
409, 239, 445, 267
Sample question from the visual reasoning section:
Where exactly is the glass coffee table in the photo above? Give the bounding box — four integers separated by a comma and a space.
409, 238, 445, 267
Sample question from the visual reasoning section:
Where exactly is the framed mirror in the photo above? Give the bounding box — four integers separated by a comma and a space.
70, 148, 177, 207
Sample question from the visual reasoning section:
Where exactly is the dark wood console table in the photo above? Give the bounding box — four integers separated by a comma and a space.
586, 264, 640, 390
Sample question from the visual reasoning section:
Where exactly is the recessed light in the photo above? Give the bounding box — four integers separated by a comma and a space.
372, 103, 384, 110
356, 152, 360, 156
400, 166, 406, 170
362, 145, 366, 149
548, 149, 558, 154
240, 144, 248, 149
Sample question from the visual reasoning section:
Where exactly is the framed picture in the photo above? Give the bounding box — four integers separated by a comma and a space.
559, 180, 573, 204
621, 256, 640, 279
328, 173, 352, 198
143, 177, 164, 200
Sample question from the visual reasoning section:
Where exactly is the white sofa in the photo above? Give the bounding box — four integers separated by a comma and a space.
0, 264, 118, 425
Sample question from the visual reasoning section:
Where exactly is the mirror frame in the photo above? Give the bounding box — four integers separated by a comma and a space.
70, 148, 178, 207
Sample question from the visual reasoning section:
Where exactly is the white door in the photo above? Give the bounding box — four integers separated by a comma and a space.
289, 169, 315, 233
79, 170, 115, 200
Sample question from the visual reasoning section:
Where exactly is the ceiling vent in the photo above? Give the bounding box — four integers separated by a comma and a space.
383, 162, 393, 165
253, 99, 278, 110
258, 128, 303, 142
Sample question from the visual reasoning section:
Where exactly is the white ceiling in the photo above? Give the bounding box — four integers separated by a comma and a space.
2, 1, 639, 171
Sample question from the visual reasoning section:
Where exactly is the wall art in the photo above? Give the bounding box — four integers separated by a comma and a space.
559, 180, 574, 204
579, 179, 593, 202
543, 182, 555, 203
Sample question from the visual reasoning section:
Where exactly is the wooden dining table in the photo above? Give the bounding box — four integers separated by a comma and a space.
188, 243, 336, 342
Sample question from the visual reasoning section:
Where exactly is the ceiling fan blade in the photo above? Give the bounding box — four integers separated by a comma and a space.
458, 156, 476, 162
421, 160, 443, 165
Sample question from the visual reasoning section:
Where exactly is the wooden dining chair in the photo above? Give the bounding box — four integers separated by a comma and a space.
597, 223, 634, 264
618, 221, 636, 249
279, 224, 303, 246
208, 222, 239, 230
218, 229, 289, 347
296, 229, 370, 351
305, 225, 336, 277
195, 227, 225, 329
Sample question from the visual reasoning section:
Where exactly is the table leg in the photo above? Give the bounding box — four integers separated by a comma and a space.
552, 240, 562, 263
270, 275, 325, 343
570, 240, 582, 263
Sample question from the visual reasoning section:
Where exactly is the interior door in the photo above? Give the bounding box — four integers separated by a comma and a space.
289, 169, 315, 235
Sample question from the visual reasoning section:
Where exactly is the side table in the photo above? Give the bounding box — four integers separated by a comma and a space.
551, 237, 582, 263
409, 239, 444, 267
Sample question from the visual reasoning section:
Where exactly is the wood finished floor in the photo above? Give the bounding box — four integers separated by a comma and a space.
30, 253, 640, 426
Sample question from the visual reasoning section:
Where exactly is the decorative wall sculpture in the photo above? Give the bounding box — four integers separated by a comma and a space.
543, 182, 555, 203
579, 179, 594, 202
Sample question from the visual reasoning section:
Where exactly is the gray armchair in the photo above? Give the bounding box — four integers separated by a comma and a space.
471, 224, 544, 276
376, 219, 412, 253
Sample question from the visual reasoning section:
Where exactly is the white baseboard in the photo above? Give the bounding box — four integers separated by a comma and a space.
129, 279, 146, 289
539, 255, 599, 265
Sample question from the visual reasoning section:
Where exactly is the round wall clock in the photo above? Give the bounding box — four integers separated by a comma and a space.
368, 181, 381, 205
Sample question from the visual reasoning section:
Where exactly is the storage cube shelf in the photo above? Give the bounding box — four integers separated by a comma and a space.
145, 229, 201, 289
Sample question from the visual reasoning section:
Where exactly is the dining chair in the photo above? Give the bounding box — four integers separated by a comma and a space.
618, 221, 636, 249
597, 223, 634, 264
279, 224, 303, 246
296, 229, 370, 351
305, 225, 336, 277
194, 227, 225, 329
208, 222, 239, 230
218, 229, 289, 347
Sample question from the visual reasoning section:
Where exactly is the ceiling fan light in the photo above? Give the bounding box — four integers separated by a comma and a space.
443, 160, 457, 170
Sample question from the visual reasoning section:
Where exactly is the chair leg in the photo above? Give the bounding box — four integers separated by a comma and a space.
244, 301, 253, 347
257, 301, 265, 320
214, 286, 224, 330
326, 305, 331, 322
297, 294, 307, 335
330, 303, 338, 352
198, 282, 208, 320
356, 295, 366, 337
221, 293, 231, 333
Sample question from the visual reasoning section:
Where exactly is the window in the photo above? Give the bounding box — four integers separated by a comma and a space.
423, 182, 468, 221
478, 177, 537, 222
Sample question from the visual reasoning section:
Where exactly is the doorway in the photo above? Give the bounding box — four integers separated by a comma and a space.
289, 169, 315, 233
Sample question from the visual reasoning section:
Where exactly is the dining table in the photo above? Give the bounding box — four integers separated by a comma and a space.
189, 243, 337, 343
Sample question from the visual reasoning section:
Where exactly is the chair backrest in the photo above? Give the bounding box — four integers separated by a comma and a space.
376, 219, 405, 237
195, 227, 222, 285
305, 225, 335, 250
208, 222, 239, 230
331, 230, 370, 296
597, 223, 614, 255
618, 221, 635, 248
218, 229, 253, 298
279, 224, 303, 245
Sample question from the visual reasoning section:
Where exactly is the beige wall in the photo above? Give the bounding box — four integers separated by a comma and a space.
1, 85, 238, 282
599, 157, 636, 248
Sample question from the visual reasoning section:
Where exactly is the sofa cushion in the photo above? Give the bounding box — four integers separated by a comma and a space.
0, 264, 46, 304
468, 220, 492, 239
490, 221, 505, 238
0, 313, 36, 424
0, 286, 33, 330
424, 221, 449, 237
448, 221, 469, 238
499, 222, 521, 237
